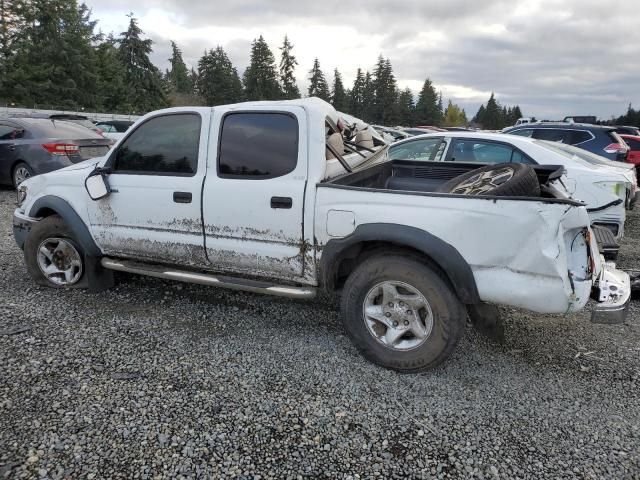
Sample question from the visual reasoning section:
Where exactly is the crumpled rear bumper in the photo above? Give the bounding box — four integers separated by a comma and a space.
591, 263, 631, 325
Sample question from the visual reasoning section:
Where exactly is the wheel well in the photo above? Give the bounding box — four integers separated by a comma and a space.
330, 241, 452, 292
32, 207, 57, 218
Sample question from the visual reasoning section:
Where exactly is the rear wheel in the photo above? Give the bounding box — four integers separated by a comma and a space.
340, 255, 466, 372
24, 216, 85, 288
12, 162, 33, 188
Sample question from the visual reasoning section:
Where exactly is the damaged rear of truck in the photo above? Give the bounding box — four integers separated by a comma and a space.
12, 98, 631, 372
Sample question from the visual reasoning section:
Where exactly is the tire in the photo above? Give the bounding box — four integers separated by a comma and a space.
12, 162, 34, 189
437, 163, 540, 197
24, 215, 86, 288
340, 255, 466, 372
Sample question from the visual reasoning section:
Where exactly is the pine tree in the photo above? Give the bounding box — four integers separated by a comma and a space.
482, 93, 502, 130
397, 88, 415, 126
2, 0, 99, 109
362, 71, 375, 122
243, 35, 281, 101
118, 14, 167, 113
94, 33, 127, 111
0, 0, 27, 60
414, 78, 442, 126
372, 57, 399, 125
331, 68, 348, 111
349, 68, 366, 119
307, 58, 330, 102
167, 40, 191, 94
279, 35, 299, 99
473, 105, 486, 125
197, 46, 243, 106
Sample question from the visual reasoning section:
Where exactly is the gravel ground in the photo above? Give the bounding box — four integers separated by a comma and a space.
0, 189, 638, 479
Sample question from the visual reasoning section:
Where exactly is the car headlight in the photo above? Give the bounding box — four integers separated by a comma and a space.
595, 181, 627, 201
16, 185, 28, 208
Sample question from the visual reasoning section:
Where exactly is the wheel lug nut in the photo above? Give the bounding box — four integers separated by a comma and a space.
388, 302, 394, 307
404, 320, 410, 326
406, 310, 412, 315
385, 312, 391, 318
392, 321, 399, 327
399, 302, 405, 307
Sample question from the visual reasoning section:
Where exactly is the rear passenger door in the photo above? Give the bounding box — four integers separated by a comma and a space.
202, 107, 308, 281
0, 122, 23, 183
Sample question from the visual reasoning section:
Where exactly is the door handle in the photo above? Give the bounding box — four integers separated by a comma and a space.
8, 144, 16, 151
271, 196, 292, 209
173, 191, 192, 204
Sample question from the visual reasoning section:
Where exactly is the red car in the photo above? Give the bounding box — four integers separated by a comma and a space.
620, 134, 640, 169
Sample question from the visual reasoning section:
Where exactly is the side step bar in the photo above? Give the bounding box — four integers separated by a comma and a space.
101, 257, 317, 299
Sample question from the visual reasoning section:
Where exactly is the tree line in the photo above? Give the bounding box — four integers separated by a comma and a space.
0, 0, 530, 128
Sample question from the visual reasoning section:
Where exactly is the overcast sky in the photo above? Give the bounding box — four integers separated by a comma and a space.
84, 0, 639, 120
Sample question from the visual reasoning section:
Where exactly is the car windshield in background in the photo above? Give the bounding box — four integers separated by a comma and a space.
23, 118, 105, 139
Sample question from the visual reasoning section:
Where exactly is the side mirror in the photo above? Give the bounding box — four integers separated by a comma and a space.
85, 167, 111, 200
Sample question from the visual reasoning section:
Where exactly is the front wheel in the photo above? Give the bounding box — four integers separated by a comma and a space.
13, 162, 33, 189
340, 255, 466, 372
24, 216, 86, 288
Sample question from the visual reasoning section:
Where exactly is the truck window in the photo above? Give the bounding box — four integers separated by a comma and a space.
218, 113, 298, 179
113, 114, 201, 175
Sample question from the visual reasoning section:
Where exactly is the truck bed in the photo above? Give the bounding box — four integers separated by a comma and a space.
324, 159, 575, 202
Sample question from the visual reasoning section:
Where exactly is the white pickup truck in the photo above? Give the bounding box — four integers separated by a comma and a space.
12, 98, 631, 372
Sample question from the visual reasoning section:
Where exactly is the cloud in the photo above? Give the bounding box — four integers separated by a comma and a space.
84, 0, 640, 119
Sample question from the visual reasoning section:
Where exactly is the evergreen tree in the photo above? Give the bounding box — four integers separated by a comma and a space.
2, 0, 99, 109
118, 14, 167, 113
167, 40, 191, 94
243, 35, 281, 100
362, 71, 375, 122
397, 88, 415, 126
279, 35, 299, 99
331, 68, 348, 111
482, 93, 502, 129
372, 57, 399, 125
307, 58, 330, 102
349, 68, 366, 119
443, 100, 468, 127
94, 33, 127, 111
473, 104, 486, 125
0, 0, 27, 60
197, 46, 243, 106
414, 78, 442, 126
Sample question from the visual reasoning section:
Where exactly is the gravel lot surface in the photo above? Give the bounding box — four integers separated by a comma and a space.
0, 188, 638, 479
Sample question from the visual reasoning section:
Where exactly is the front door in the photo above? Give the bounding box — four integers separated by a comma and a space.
201, 108, 308, 280
87, 111, 210, 267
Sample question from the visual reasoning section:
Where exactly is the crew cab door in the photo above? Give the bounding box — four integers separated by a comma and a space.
87, 110, 210, 266
202, 107, 308, 280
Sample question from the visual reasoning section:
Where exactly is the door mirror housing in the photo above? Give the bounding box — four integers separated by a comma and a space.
85, 167, 111, 200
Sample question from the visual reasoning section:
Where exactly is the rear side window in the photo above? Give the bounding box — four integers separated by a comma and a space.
218, 113, 298, 179
532, 129, 570, 142
113, 114, 201, 175
450, 140, 515, 164
0, 124, 24, 140
568, 130, 593, 145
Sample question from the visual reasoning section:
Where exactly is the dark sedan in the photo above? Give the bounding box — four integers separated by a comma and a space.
0, 118, 112, 187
